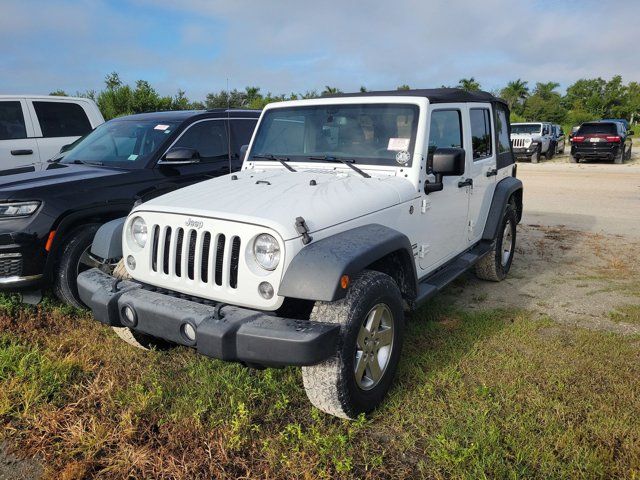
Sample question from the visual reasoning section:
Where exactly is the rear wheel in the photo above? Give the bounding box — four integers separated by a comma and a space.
302, 271, 404, 419
475, 203, 517, 282
545, 143, 555, 159
614, 147, 624, 164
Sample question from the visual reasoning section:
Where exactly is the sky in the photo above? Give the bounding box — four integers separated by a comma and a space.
1, 0, 639, 100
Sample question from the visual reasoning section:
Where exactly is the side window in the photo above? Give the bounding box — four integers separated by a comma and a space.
495, 107, 511, 154
230, 119, 257, 155
469, 108, 493, 160
172, 120, 229, 162
427, 110, 462, 154
0, 101, 27, 140
33, 101, 92, 138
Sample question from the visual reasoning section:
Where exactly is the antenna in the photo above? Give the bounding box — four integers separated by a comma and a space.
226, 78, 232, 174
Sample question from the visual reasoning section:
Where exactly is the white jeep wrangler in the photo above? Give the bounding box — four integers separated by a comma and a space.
79, 89, 523, 419
511, 122, 554, 163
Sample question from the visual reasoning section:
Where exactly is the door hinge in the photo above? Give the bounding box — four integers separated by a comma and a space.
421, 199, 430, 213
418, 244, 430, 258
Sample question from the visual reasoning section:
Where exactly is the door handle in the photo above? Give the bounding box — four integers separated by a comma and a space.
458, 178, 473, 188
486, 168, 498, 177
11, 149, 33, 156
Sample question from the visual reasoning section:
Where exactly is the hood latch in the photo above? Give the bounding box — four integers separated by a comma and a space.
295, 217, 313, 245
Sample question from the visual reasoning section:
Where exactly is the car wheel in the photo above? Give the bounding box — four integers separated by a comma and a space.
475, 202, 517, 282
569, 155, 578, 163
54, 224, 105, 309
531, 149, 539, 164
545, 144, 554, 159
302, 270, 404, 419
614, 147, 624, 164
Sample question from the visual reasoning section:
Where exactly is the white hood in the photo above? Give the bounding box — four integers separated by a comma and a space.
137, 168, 416, 240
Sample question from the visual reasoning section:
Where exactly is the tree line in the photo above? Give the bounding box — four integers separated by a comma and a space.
52, 72, 640, 129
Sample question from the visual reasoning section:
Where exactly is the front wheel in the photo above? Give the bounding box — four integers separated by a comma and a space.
302, 270, 404, 419
54, 224, 104, 309
475, 203, 517, 281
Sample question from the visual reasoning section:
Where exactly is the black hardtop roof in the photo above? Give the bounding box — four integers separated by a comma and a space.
114, 109, 260, 122
326, 88, 507, 106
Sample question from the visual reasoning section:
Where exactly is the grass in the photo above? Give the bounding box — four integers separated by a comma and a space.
609, 305, 640, 325
0, 295, 639, 479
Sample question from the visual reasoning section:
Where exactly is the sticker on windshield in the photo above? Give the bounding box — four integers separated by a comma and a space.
127, 154, 138, 161
388, 137, 410, 151
395, 150, 411, 165
154, 124, 170, 131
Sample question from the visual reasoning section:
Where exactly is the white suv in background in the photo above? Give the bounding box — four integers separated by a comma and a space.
510, 122, 554, 163
0, 95, 104, 172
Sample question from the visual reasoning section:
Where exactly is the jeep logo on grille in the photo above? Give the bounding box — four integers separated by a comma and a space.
185, 218, 204, 229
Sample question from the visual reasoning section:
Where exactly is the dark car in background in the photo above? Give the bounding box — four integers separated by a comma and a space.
0, 109, 259, 306
570, 121, 633, 164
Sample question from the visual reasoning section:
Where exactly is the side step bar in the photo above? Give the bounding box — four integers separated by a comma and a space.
415, 241, 494, 308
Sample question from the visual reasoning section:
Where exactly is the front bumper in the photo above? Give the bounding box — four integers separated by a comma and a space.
513, 146, 539, 159
78, 268, 340, 367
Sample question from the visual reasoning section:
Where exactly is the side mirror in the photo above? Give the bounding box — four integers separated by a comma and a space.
628, 130, 634, 136
424, 147, 465, 194
162, 147, 200, 164
240, 144, 249, 161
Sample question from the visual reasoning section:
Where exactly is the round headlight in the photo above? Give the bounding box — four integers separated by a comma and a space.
253, 233, 280, 271
131, 217, 147, 247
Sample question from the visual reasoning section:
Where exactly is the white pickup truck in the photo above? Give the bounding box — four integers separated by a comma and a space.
0, 95, 104, 172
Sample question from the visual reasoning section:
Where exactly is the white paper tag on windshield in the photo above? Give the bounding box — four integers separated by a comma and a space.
387, 137, 410, 151
128, 154, 138, 161
154, 124, 170, 131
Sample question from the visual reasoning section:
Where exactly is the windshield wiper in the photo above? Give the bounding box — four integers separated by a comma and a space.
252, 154, 296, 172
307, 156, 370, 178
69, 159, 104, 166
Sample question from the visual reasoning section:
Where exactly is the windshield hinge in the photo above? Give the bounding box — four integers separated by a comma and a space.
295, 217, 313, 245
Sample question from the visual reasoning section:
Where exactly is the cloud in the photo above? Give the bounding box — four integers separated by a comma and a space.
1, 0, 639, 100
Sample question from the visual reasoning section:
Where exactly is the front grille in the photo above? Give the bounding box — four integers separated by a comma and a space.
0, 256, 22, 277
512, 138, 527, 148
150, 225, 240, 289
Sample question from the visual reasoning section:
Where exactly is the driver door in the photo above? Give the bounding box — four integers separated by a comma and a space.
417, 106, 471, 272
153, 118, 231, 196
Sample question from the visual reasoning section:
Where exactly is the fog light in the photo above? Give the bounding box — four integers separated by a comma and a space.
181, 322, 196, 342
126, 255, 136, 270
258, 281, 274, 299
121, 305, 137, 327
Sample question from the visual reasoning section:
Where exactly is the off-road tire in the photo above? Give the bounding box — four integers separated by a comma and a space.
531, 147, 540, 164
545, 144, 554, 160
475, 203, 517, 282
54, 223, 101, 309
626, 145, 633, 161
302, 270, 404, 419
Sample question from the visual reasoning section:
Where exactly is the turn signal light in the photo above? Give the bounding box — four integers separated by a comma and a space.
340, 275, 350, 289
45, 230, 56, 252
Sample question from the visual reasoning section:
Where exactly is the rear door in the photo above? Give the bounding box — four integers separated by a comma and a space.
0, 99, 40, 171
466, 105, 497, 242
28, 99, 94, 162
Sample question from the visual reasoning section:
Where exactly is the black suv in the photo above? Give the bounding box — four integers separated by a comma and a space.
570, 121, 633, 163
0, 109, 259, 306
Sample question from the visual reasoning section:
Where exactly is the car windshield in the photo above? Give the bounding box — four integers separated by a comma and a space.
61, 119, 180, 167
250, 104, 419, 167
578, 123, 618, 135
511, 124, 541, 134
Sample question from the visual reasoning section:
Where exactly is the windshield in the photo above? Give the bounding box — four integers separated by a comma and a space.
250, 104, 419, 166
61, 119, 180, 167
511, 124, 541, 134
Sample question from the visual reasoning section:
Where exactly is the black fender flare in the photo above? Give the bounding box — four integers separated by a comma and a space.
482, 176, 523, 241
90, 217, 126, 261
278, 224, 417, 302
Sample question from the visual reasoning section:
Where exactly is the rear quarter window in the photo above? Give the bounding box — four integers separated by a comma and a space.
33, 101, 92, 138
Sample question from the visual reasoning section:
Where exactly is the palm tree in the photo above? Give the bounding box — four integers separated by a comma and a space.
457, 77, 481, 92
500, 79, 529, 108
359, 86, 368, 93
322, 86, 342, 96
397, 84, 411, 91
533, 82, 560, 99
